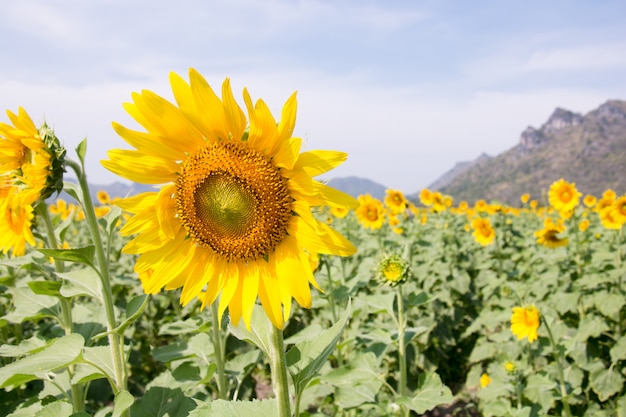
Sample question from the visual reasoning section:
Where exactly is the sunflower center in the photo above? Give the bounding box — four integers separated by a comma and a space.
383, 264, 402, 281
176, 140, 292, 262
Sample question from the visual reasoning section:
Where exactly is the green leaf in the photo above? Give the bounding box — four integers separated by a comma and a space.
188, 399, 277, 417
34, 401, 73, 417
75, 139, 87, 165
158, 317, 204, 336
576, 315, 610, 342
590, 361, 624, 401
229, 304, 273, 358
58, 268, 103, 301
396, 372, 454, 414
62, 181, 82, 203
611, 335, 626, 363
112, 390, 134, 417
523, 373, 557, 412
286, 301, 351, 396
82, 346, 117, 385
406, 291, 429, 308
362, 291, 395, 316
110, 295, 149, 335
321, 352, 383, 408
0, 334, 84, 388
27, 281, 62, 297
101, 205, 123, 237
617, 393, 626, 417
129, 386, 196, 417
593, 291, 626, 319
0, 336, 47, 357
3, 286, 61, 324
153, 340, 191, 363
37, 246, 97, 269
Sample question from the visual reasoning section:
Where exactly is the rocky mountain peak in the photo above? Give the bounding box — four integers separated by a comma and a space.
594, 100, 626, 120
519, 126, 545, 150
541, 107, 583, 133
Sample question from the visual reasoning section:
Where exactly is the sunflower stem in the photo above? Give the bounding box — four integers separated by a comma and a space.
269, 322, 292, 417
396, 285, 408, 398
543, 316, 572, 417
210, 303, 228, 399
37, 203, 85, 413
66, 158, 128, 400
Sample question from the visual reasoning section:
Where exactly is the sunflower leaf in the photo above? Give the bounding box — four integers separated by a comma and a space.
129, 386, 196, 417
0, 334, 84, 389
75, 138, 87, 165
396, 372, 454, 414
286, 300, 351, 397
229, 305, 273, 358
188, 398, 277, 417
37, 246, 97, 270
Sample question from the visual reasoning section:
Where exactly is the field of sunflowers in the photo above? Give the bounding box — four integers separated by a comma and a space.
1, 69, 626, 417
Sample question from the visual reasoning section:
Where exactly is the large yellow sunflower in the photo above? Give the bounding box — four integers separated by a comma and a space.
102, 69, 357, 329
548, 178, 581, 213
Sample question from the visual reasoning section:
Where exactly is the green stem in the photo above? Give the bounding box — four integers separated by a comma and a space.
396, 285, 407, 398
269, 323, 292, 417
37, 203, 84, 413
210, 303, 228, 399
66, 159, 127, 398
323, 257, 338, 324
543, 317, 573, 417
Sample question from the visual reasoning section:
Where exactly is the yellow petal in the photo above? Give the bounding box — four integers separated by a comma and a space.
294, 150, 348, 177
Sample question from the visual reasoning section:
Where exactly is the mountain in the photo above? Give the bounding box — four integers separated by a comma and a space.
433, 100, 626, 205
326, 176, 387, 200
428, 153, 492, 190
60, 177, 388, 204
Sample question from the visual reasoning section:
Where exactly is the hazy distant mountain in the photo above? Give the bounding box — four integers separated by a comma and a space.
428, 153, 492, 190
433, 100, 626, 204
326, 176, 387, 200
62, 177, 388, 204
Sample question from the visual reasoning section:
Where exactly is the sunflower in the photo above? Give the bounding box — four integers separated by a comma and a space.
419, 188, 433, 206
97, 190, 111, 205
384, 189, 408, 215
510, 305, 540, 343
376, 253, 409, 287
548, 179, 581, 213
355, 194, 385, 230
0, 186, 37, 257
0, 107, 65, 202
504, 362, 516, 374
599, 206, 622, 230
471, 217, 496, 246
583, 195, 597, 208
479, 373, 491, 388
520, 193, 530, 204
534, 218, 568, 248
610, 195, 626, 226
102, 69, 357, 329
330, 205, 349, 219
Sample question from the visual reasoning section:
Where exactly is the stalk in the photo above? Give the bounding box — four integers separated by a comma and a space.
66, 159, 127, 399
396, 285, 408, 397
543, 317, 573, 417
210, 303, 228, 399
37, 203, 84, 413
269, 323, 292, 417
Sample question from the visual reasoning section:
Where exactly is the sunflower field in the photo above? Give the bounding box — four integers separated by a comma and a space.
1, 70, 626, 417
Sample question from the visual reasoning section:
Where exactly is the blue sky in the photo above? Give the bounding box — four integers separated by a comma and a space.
2, 0, 625, 194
